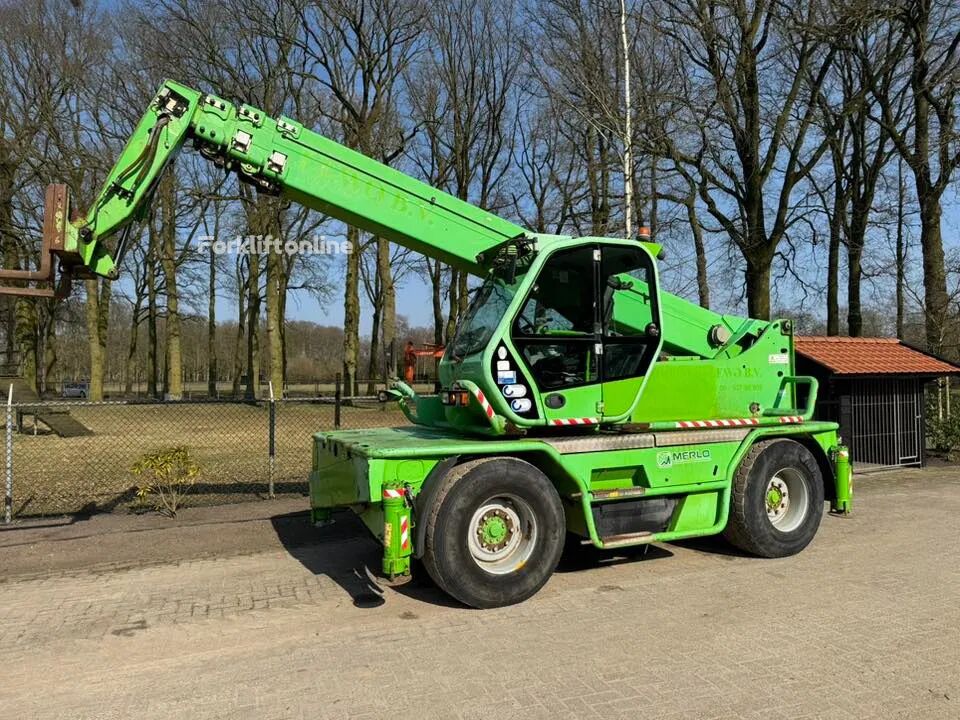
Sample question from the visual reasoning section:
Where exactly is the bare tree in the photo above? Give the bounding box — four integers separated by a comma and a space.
860, 0, 960, 352
654, 0, 853, 318
409, 0, 520, 344
291, 0, 423, 395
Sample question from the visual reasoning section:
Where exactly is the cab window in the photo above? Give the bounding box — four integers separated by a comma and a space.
601, 245, 658, 381
512, 246, 598, 390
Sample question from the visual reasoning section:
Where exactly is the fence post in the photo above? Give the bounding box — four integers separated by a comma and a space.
267, 381, 276, 499
5, 383, 13, 524
334, 373, 342, 430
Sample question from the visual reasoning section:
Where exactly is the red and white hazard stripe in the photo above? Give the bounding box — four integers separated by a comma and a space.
675, 418, 760, 429
382, 487, 403, 500
551, 417, 599, 426
778, 415, 804, 424
472, 388, 495, 419
400, 514, 410, 550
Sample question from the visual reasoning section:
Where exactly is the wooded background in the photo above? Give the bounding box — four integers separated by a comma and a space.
1, 0, 959, 400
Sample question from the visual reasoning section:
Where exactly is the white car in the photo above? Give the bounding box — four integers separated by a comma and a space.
62, 381, 90, 399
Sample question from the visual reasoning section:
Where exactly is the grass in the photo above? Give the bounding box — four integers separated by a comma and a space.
8, 400, 408, 517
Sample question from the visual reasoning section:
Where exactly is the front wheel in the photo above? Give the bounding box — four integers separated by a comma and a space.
724, 439, 824, 558
422, 457, 564, 608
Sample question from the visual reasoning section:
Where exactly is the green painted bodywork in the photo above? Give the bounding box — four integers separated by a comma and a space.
68, 81, 525, 279
56, 81, 853, 579
309, 422, 847, 557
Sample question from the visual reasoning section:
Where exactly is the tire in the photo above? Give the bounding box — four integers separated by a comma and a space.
723, 439, 824, 558
422, 457, 565, 608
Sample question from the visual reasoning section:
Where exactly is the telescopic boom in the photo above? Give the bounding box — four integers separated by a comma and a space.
1, 80, 527, 295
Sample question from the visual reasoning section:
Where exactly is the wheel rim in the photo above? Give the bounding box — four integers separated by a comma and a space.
467, 494, 538, 575
765, 467, 809, 532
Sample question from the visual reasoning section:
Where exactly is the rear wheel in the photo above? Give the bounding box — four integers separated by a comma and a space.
724, 439, 824, 557
422, 457, 564, 608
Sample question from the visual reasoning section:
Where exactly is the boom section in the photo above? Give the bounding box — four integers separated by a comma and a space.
75, 81, 528, 279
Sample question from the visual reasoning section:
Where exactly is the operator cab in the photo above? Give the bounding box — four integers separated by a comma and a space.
445, 238, 663, 428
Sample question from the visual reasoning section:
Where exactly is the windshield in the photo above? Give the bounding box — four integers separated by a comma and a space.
448, 277, 517, 359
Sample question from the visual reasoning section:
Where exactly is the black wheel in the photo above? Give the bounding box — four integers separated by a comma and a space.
422, 457, 565, 608
723, 439, 824, 558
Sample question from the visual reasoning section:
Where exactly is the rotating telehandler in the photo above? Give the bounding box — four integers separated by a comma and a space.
2, 81, 852, 607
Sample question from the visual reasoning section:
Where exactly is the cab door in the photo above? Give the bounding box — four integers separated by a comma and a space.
510, 245, 603, 425
599, 244, 661, 419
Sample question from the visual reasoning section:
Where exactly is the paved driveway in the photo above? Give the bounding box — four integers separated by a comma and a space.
1, 467, 958, 719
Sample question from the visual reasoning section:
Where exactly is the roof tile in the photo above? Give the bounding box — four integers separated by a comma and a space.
795, 336, 960, 376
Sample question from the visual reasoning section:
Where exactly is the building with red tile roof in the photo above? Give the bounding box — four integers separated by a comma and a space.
795, 337, 960, 470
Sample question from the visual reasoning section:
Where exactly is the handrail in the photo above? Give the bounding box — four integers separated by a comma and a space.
761, 375, 819, 420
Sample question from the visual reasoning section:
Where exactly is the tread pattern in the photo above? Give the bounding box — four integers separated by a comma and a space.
420, 458, 489, 594
723, 439, 777, 555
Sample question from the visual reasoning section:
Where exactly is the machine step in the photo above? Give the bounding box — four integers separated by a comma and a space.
599, 531, 655, 548
571, 487, 647, 502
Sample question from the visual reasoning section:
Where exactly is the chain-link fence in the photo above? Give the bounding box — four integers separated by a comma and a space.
1, 392, 406, 520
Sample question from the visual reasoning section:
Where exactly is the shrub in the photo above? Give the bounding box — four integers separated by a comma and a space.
927, 412, 960, 457
131, 447, 200, 517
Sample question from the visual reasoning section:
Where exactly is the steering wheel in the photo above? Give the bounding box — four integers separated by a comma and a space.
517, 314, 537, 335
518, 314, 554, 335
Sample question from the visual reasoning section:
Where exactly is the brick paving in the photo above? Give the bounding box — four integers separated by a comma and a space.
1, 467, 958, 719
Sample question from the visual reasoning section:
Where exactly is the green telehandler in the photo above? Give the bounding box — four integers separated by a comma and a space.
1, 81, 852, 608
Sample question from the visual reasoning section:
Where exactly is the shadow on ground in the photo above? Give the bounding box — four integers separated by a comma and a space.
270, 510, 464, 609
670, 534, 753, 558
272, 510, 765, 608
555, 541, 675, 574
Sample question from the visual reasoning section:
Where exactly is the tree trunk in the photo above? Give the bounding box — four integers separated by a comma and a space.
278, 267, 289, 390
366, 267, 382, 396
43, 310, 56, 395
231, 265, 246, 398
207, 243, 217, 397
847, 168, 878, 337
342, 226, 361, 396
245, 250, 261, 399
266, 244, 283, 397
456, 271, 469, 323
745, 252, 772, 321
0, 154, 16, 367
124, 297, 143, 396
430, 259, 444, 345
379, 239, 397, 382
159, 173, 182, 400
826, 172, 843, 336
3, 300, 13, 364
896, 161, 906, 340
146, 253, 159, 398
445, 268, 458, 344
902, 3, 950, 355
846, 244, 863, 337
146, 274, 158, 398
685, 195, 710, 310
918, 197, 947, 352
84, 278, 111, 401
14, 297, 37, 393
